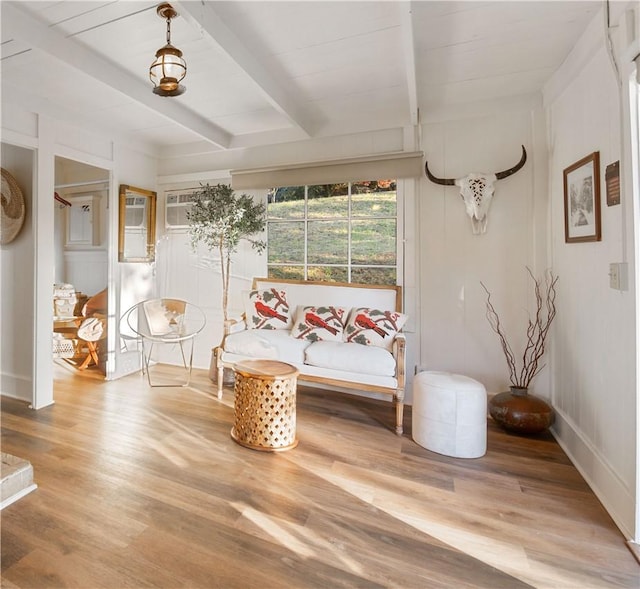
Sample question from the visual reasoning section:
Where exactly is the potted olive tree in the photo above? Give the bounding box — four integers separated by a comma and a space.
187, 183, 266, 379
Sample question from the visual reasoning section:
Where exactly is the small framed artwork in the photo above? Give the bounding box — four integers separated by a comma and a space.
563, 151, 601, 243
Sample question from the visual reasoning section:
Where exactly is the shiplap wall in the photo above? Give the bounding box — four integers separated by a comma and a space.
543, 7, 638, 540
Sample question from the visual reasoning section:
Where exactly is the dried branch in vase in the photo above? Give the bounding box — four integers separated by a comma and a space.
480, 268, 558, 389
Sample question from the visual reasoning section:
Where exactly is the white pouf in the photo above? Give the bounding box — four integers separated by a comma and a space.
412, 371, 487, 458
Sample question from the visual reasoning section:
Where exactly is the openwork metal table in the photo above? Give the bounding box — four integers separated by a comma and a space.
231, 359, 299, 452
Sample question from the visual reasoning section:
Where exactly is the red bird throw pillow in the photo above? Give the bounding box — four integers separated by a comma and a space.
291, 306, 348, 342
247, 289, 292, 329
343, 307, 408, 350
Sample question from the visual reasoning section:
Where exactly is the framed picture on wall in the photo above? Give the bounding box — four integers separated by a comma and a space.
563, 151, 601, 243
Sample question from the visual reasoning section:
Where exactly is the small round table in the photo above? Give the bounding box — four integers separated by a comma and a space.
231, 359, 299, 452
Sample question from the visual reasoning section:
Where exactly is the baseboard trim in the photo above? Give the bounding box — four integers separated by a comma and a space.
550, 408, 634, 540
0, 484, 37, 510
0, 371, 32, 402
627, 541, 640, 565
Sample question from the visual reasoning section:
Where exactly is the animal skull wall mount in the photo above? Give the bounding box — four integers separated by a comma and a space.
424, 145, 527, 234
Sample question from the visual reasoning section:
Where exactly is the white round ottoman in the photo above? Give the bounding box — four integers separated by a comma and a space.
412, 371, 487, 458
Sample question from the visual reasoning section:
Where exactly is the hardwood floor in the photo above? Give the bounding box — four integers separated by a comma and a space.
1, 364, 638, 589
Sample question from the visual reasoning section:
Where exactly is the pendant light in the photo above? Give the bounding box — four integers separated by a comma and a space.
149, 3, 186, 97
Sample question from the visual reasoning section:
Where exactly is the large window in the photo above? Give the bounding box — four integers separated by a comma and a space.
266, 180, 397, 284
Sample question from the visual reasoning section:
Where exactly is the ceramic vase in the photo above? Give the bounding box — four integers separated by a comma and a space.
489, 386, 555, 434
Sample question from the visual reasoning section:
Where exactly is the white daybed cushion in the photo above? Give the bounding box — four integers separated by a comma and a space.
220, 351, 397, 391
304, 341, 396, 377
223, 329, 310, 363
297, 363, 397, 390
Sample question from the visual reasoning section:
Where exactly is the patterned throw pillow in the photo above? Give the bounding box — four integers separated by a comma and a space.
247, 289, 292, 330
343, 307, 408, 350
291, 305, 348, 342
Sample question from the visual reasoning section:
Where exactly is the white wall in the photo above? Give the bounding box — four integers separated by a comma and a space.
110, 145, 159, 379
1, 142, 35, 402
61, 250, 108, 298
1, 101, 161, 399
156, 134, 419, 391
418, 107, 549, 395
154, 214, 267, 371
152, 177, 271, 371
544, 5, 638, 540
157, 114, 546, 406
54, 158, 109, 297
159, 128, 406, 177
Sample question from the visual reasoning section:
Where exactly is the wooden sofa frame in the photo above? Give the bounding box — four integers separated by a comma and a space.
216, 278, 407, 435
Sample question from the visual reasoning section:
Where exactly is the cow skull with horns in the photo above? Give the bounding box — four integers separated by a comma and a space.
425, 145, 527, 234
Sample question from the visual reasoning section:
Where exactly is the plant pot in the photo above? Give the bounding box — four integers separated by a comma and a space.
489, 386, 555, 434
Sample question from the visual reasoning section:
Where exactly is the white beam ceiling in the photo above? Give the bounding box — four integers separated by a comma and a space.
1, 1, 600, 154
400, 1, 419, 126
176, 0, 316, 138
2, 1, 232, 149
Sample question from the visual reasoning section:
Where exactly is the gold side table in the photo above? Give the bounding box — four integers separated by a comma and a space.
231, 360, 300, 452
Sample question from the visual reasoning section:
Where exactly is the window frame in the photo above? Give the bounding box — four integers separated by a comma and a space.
266, 180, 402, 285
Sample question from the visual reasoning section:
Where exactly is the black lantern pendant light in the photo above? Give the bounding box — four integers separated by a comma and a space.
149, 3, 186, 97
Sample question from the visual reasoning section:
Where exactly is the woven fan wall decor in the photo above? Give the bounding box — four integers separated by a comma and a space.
0, 168, 26, 245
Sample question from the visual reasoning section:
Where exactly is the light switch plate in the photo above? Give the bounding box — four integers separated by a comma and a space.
609, 262, 628, 291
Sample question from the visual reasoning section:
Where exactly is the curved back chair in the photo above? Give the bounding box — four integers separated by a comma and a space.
122, 298, 206, 387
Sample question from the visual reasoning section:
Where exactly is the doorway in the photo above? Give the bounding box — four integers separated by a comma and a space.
53, 156, 109, 377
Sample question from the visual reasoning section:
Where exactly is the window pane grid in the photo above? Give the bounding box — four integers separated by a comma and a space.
267, 181, 397, 285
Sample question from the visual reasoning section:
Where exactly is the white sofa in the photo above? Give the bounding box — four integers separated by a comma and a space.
216, 278, 407, 435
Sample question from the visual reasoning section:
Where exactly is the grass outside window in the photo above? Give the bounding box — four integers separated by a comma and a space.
266, 184, 398, 285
